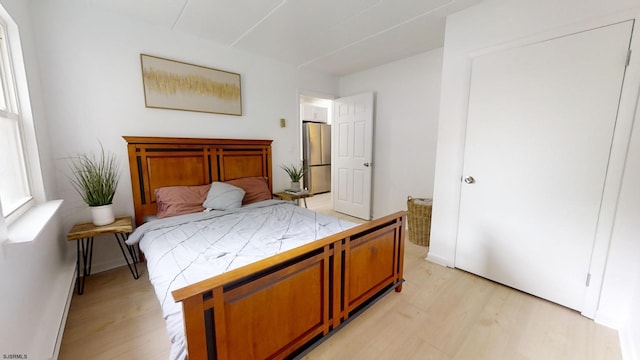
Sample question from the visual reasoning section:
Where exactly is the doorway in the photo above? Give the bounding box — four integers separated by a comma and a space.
299, 92, 375, 221
299, 94, 333, 197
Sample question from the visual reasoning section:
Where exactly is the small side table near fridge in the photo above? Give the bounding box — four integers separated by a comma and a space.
66, 216, 139, 295
274, 191, 313, 208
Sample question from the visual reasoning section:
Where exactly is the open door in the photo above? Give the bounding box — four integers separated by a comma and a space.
333, 92, 374, 220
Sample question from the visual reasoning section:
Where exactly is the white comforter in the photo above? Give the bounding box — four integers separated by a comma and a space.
126, 200, 357, 360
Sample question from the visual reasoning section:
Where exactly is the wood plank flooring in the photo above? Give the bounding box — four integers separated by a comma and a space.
58, 194, 621, 359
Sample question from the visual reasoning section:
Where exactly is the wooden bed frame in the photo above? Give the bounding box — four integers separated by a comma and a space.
124, 136, 407, 360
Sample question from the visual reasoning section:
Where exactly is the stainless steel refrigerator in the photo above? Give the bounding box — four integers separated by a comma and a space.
303, 122, 331, 194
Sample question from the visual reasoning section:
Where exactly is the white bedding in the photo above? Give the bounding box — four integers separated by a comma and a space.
126, 200, 357, 360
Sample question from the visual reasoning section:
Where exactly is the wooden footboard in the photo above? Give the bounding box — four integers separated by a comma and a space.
172, 211, 407, 360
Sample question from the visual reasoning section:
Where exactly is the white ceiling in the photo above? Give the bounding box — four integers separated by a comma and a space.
89, 0, 481, 76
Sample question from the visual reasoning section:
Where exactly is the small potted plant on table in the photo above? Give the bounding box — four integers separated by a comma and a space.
281, 163, 307, 192
69, 144, 120, 226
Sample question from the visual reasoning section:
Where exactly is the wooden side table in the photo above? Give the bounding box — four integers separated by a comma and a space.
274, 191, 313, 208
67, 216, 140, 294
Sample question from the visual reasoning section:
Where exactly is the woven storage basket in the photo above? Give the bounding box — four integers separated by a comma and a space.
407, 196, 432, 246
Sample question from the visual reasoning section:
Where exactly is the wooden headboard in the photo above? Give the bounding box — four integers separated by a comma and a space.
123, 136, 273, 226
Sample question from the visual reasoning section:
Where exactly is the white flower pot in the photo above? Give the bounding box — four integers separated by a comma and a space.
290, 181, 301, 191
91, 204, 115, 226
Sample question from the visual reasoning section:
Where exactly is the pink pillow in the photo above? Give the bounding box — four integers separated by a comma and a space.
225, 177, 271, 205
155, 184, 211, 218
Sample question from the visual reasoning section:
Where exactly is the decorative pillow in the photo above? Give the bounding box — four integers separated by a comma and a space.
225, 176, 272, 205
155, 184, 210, 219
203, 182, 245, 210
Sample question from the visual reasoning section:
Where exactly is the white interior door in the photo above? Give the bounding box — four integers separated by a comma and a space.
456, 21, 632, 311
333, 92, 374, 220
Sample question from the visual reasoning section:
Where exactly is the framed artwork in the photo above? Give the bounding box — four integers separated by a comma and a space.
140, 54, 242, 116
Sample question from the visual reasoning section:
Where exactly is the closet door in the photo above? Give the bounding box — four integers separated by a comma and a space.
456, 21, 632, 311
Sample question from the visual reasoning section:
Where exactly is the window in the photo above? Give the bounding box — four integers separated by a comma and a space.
0, 11, 37, 225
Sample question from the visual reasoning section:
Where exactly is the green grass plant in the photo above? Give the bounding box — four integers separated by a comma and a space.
69, 145, 119, 206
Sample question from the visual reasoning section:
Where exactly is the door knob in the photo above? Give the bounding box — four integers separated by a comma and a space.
464, 176, 475, 184
363, 162, 370, 167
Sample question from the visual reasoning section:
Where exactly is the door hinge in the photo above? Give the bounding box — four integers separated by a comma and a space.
626, 49, 632, 67
586, 273, 591, 287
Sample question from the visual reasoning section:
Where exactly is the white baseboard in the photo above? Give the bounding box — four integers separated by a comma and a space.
426, 252, 453, 267
91, 257, 128, 274
30, 260, 75, 360
51, 264, 77, 360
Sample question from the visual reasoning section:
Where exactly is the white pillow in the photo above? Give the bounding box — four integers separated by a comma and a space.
203, 182, 245, 210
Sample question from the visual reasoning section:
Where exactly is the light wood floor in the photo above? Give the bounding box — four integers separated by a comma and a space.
59, 194, 621, 359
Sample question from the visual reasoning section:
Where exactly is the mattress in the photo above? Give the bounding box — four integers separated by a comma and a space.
126, 200, 357, 360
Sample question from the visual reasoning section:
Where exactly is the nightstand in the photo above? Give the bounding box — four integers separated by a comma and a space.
67, 216, 139, 294
274, 191, 313, 208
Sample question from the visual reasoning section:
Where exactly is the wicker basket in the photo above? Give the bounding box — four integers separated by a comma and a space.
407, 196, 432, 246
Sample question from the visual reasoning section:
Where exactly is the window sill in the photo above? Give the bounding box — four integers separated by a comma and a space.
4, 199, 63, 244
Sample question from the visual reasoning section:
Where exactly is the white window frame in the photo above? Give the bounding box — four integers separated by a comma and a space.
0, 5, 45, 237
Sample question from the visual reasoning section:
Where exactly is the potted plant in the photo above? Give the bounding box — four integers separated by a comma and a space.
69, 144, 120, 226
281, 163, 307, 191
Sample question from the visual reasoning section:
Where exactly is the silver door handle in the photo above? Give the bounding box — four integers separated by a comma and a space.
363, 162, 370, 167
464, 176, 475, 184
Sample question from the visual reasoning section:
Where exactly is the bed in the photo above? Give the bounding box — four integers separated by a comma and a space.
123, 136, 407, 360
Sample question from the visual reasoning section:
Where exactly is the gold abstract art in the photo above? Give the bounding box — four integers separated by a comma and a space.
142, 68, 240, 101
140, 54, 242, 116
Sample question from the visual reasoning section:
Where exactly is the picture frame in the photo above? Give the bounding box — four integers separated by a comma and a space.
140, 54, 242, 116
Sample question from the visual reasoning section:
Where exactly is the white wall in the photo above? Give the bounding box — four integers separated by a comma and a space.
28, 1, 339, 271
431, 0, 640, 358
339, 49, 442, 218
623, 279, 640, 359
0, 203, 73, 360
0, 0, 73, 358
604, 105, 640, 358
